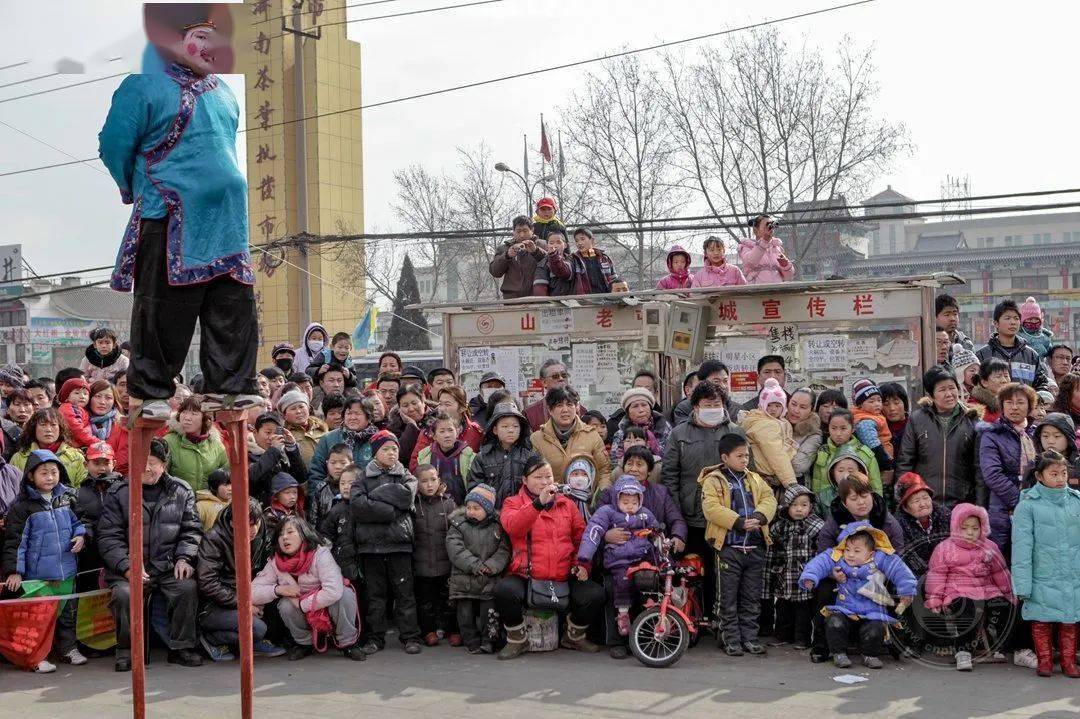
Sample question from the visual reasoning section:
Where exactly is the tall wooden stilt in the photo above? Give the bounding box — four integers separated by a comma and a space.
219, 410, 254, 719
127, 418, 164, 719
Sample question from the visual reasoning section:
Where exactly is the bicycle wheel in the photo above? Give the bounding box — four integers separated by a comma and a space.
630, 607, 690, 668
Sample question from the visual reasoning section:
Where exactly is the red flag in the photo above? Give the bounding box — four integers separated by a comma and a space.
539, 117, 552, 163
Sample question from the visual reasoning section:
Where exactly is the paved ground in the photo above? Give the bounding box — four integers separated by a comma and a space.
4, 642, 1079, 719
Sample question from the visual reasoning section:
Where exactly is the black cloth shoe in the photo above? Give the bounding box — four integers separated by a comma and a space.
743, 641, 767, 655
167, 649, 204, 667
342, 645, 367, 661
404, 639, 422, 655
288, 645, 313, 661
115, 653, 132, 672
361, 639, 382, 655
724, 642, 745, 657
608, 645, 630, 660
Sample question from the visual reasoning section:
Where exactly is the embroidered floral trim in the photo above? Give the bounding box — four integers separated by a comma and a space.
110, 198, 143, 292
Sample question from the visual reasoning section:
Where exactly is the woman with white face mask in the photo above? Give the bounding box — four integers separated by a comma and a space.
293, 322, 328, 376
659, 380, 746, 621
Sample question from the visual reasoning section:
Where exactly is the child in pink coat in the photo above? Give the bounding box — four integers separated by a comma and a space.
655, 245, 693, 290
251, 516, 364, 660
739, 215, 795, 284
923, 503, 1015, 670
691, 236, 747, 288
57, 377, 96, 448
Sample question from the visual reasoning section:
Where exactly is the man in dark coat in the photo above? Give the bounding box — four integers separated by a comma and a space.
97, 438, 203, 671
489, 216, 547, 299
196, 499, 283, 660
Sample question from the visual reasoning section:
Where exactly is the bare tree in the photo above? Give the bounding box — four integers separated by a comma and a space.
660, 29, 910, 266
558, 54, 690, 289
449, 144, 513, 301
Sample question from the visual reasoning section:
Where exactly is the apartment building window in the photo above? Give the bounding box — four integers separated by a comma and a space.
888, 225, 897, 254
1035, 233, 1051, 244
1004, 235, 1014, 246
984, 237, 995, 247
0, 308, 26, 326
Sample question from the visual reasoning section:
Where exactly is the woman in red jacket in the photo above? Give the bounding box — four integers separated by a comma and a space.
409, 386, 483, 470
493, 455, 604, 660
87, 380, 129, 476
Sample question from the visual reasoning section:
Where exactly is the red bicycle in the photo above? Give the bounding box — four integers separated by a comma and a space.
626, 535, 704, 668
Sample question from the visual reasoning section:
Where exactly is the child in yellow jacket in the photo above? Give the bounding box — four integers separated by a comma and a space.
739, 378, 797, 488
700, 433, 778, 656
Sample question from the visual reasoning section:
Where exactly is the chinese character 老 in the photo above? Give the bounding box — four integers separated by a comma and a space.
595, 308, 613, 328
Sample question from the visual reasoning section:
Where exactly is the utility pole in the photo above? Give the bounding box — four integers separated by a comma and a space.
287, 1, 319, 337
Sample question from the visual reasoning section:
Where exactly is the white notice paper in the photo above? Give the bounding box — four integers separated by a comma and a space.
492, 347, 524, 394
458, 347, 492, 375
803, 334, 848, 371
540, 307, 574, 333
596, 343, 618, 371
571, 343, 598, 386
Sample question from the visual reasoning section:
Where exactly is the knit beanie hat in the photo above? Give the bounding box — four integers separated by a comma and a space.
0, 365, 25, 389
923, 365, 959, 396
270, 472, 300, 496
851, 378, 881, 407
276, 389, 309, 414
59, 376, 92, 403
894, 471, 934, 507
951, 346, 978, 382
620, 387, 656, 412
758, 378, 787, 415
271, 342, 296, 359
149, 437, 170, 464
1020, 296, 1042, 323
1036, 390, 1055, 406
464, 483, 496, 517
370, 429, 398, 455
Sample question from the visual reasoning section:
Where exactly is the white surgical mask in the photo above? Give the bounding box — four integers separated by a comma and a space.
307, 339, 324, 353
481, 387, 501, 402
567, 474, 592, 492
697, 407, 727, 427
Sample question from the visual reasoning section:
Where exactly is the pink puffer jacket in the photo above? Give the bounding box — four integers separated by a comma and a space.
691, 262, 746, 288
738, 237, 795, 284
922, 503, 1015, 611
251, 545, 345, 613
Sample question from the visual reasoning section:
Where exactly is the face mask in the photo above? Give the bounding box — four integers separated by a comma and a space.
307, 339, 324, 353
697, 408, 727, 426
481, 387, 500, 402
567, 474, 592, 493
275, 359, 292, 372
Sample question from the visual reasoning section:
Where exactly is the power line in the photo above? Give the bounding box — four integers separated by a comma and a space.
250, 0, 877, 131
0, 71, 128, 105
0, 119, 107, 175
16, 190, 1080, 284
0, 72, 60, 90
255, 0, 405, 27
0, 61, 30, 72
0, 157, 98, 178
0, 0, 874, 177
270, 0, 505, 39
275, 199, 1080, 248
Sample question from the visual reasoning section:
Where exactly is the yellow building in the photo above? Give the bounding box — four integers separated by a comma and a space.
237, 0, 366, 361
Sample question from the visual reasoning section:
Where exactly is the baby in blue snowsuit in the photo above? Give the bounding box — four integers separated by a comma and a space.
574, 476, 658, 635
800, 520, 917, 669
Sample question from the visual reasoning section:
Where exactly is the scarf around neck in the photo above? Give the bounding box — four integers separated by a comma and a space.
90, 408, 118, 440
275, 546, 316, 577
432, 439, 466, 480
553, 423, 575, 447
342, 424, 377, 451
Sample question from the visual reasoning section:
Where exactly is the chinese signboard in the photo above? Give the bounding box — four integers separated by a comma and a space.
451, 305, 642, 340
710, 289, 922, 325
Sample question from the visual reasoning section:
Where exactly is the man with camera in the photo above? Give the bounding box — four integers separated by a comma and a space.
489, 215, 549, 299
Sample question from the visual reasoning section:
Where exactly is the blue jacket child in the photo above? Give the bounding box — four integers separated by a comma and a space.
800, 520, 917, 624
2, 449, 86, 583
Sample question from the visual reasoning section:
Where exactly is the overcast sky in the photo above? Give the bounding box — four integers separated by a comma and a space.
2, 0, 1078, 278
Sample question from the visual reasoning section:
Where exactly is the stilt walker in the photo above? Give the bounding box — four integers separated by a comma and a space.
99, 13, 264, 719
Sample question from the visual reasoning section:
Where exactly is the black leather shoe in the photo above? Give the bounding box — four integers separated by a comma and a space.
167, 649, 204, 667
342, 645, 367, 661
608, 645, 630, 660
723, 643, 745, 657
288, 645, 313, 661
743, 641, 767, 655
115, 654, 132, 672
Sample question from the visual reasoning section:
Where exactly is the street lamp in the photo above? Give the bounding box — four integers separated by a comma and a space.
495, 161, 555, 217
